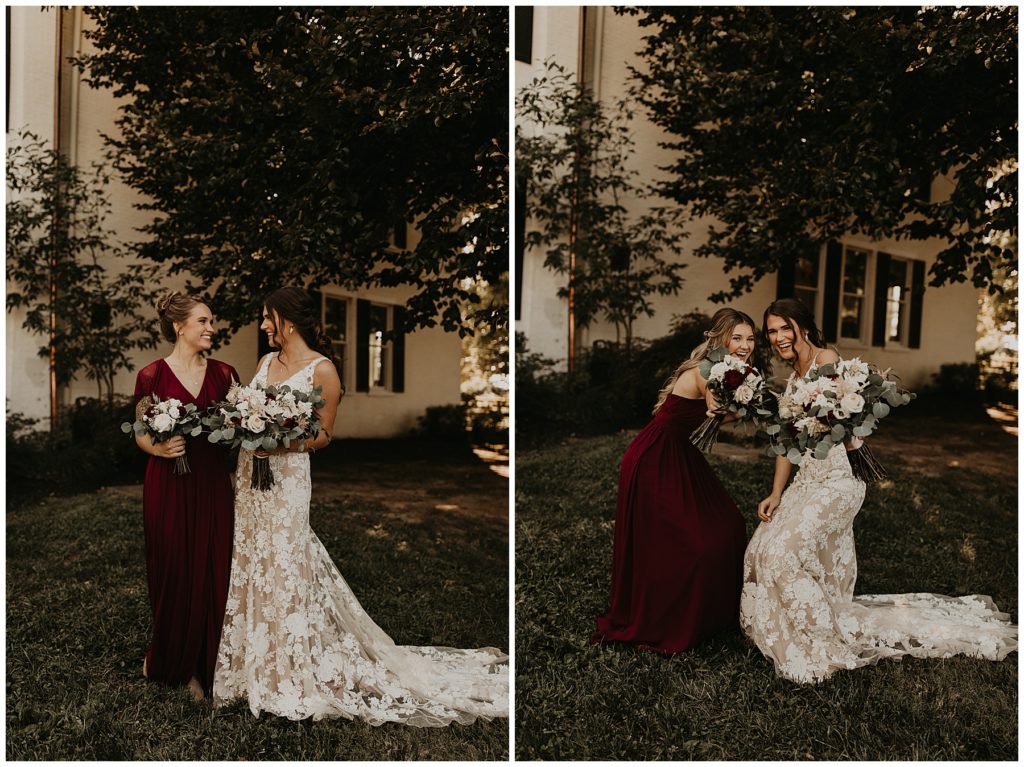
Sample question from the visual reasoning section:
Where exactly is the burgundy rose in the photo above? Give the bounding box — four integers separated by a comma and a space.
723, 369, 745, 388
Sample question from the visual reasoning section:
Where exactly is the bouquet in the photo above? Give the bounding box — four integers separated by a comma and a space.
121, 395, 204, 475
691, 347, 772, 452
204, 382, 325, 490
765, 357, 915, 482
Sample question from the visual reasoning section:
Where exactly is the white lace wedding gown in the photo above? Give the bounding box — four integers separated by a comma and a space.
213, 355, 508, 724
740, 368, 1017, 684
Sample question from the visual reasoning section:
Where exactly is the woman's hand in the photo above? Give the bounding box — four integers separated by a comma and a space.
152, 435, 186, 459
254, 447, 290, 458
757, 493, 782, 523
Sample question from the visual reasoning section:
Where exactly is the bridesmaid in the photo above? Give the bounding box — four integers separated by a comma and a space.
133, 291, 238, 700
592, 308, 765, 653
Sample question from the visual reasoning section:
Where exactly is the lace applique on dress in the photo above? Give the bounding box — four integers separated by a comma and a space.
739, 371, 1017, 683
213, 355, 508, 723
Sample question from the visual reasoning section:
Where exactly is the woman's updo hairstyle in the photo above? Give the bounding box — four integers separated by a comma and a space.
156, 291, 206, 343
263, 286, 340, 374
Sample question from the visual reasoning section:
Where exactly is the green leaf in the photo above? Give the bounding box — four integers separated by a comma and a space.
872, 401, 890, 419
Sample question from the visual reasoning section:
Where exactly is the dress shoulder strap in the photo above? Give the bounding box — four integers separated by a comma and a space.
304, 356, 330, 387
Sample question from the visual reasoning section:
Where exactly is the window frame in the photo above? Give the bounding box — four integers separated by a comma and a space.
883, 256, 914, 349
321, 292, 350, 391
367, 302, 394, 393
838, 245, 869, 344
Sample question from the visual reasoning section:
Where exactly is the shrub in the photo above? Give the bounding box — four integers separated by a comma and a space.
929, 363, 980, 397
416, 404, 469, 442
7, 396, 147, 507
516, 313, 711, 446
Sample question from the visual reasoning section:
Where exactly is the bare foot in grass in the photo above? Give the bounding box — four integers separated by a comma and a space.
187, 676, 204, 702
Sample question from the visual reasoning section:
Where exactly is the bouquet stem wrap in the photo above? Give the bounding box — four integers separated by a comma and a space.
847, 443, 888, 483
174, 453, 191, 476
690, 413, 724, 452
251, 454, 275, 490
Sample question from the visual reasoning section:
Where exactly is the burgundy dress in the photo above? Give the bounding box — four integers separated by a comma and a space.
134, 357, 238, 694
592, 394, 748, 653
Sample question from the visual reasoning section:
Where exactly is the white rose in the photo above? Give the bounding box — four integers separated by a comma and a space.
168, 405, 181, 420
264, 399, 284, 417
839, 357, 870, 383
840, 392, 865, 414
296, 401, 313, 416
734, 384, 754, 404
709, 361, 729, 381
246, 414, 267, 433
151, 413, 174, 432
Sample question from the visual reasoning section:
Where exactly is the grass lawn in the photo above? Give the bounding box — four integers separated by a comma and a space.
515, 408, 1018, 760
7, 457, 509, 760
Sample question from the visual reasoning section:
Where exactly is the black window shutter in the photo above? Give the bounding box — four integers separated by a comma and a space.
776, 254, 795, 299
822, 241, 843, 343
908, 259, 925, 349
356, 299, 370, 392
872, 252, 892, 347
515, 7, 534, 63
515, 179, 525, 321
392, 305, 406, 393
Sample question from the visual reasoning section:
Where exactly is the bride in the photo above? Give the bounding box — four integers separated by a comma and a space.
740, 297, 1017, 684
213, 287, 508, 724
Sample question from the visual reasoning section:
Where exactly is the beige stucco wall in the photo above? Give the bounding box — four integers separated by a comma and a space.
517, 6, 979, 390
7, 7, 462, 436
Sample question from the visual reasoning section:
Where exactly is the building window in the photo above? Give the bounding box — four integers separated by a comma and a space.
322, 294, 348, 389
368, 303, 391, 390
515, 6, 534, 64
840, 246, 868, 341
794, 253, 820, 316
885, 258, 912, 346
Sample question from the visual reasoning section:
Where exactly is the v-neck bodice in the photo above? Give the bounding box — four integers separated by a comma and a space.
255, 354, 328, 391
160, 357, 209, 403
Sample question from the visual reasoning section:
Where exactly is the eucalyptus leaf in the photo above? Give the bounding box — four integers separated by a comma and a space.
873, 401, 890, 419
786, 448, 804, 465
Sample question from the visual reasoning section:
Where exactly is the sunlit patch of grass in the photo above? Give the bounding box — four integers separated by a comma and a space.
516, 433, 1017, 760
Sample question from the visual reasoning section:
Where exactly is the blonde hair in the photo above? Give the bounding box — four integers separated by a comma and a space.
156, 291, 205, 343
652, 308, 760, 415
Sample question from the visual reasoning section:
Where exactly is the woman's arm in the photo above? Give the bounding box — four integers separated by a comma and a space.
757, 455, 792, 523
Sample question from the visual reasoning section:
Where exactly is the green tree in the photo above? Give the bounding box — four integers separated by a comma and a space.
74, 6, 508, 337
6, 131, 160, 407
517, 61, 686, 354
625, 6, 1017, 301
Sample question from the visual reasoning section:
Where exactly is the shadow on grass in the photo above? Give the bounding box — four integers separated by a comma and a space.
515, 432, 1018, 760
7, 488, 508, 760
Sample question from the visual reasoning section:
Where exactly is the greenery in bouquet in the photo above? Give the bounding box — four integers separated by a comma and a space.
204, 382, 326, 490
691, 346, 773, 452
765, 357, 915, 482
121, 395, 203, 474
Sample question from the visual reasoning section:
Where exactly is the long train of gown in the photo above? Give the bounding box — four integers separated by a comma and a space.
213, 356, 508, 724
740, 438, 1017, 684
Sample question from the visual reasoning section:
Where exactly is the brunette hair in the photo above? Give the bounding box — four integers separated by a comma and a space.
263, 286, 341, 373
760, 297, 826, 377
156, 291, 206, 343
652, 307, 762, 415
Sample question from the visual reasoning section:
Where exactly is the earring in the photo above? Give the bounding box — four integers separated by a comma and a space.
289, 326, 294, 334
178, 330, 183, 336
